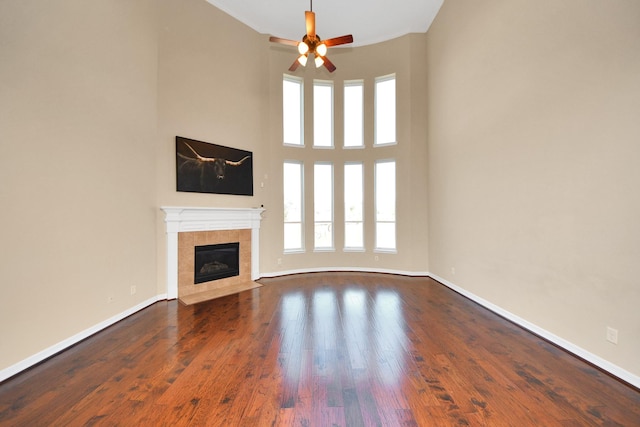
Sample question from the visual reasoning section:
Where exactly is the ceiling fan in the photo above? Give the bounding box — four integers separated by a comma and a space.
269, 0, 353, 73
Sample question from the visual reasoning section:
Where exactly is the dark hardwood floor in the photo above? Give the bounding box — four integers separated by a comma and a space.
1, 272, 638, 426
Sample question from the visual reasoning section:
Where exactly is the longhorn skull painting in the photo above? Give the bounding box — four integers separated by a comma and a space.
176, 136, 253, 195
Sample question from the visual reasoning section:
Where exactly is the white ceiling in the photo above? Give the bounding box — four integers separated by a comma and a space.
206, 0, 444, 47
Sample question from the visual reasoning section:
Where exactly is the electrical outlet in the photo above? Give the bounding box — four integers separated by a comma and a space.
451, 267, 456, 275
374, 255, 379, 262
277, 258, 282, 265
606, 327, 618, 344
130, 285, 137, 295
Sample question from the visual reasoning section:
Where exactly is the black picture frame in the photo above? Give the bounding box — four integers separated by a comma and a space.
176, 136, 253, 196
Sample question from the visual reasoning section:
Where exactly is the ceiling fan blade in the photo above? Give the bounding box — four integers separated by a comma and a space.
324, 34, 354, 47
288, 58, 301, 72
305, 11, 316, 39
321, 56, 336, 73
269, 36, 299, 47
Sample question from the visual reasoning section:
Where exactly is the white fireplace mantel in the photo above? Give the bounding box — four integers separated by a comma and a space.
161, 206, 265, 299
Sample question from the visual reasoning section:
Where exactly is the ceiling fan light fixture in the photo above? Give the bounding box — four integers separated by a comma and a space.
269, 1, 353, 73
316, 43, 327, 57
297, 42, 309, 55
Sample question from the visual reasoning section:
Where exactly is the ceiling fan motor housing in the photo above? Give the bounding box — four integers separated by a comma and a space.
300, 34, 327, 56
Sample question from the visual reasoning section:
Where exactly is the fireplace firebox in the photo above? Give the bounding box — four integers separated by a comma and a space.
194, 242, 240, 284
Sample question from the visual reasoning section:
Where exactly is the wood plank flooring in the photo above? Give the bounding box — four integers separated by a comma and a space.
0, 272, 638, 426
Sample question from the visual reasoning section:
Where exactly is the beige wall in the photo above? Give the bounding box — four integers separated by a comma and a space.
426, 0, 640, 376
0, 1, 158, 370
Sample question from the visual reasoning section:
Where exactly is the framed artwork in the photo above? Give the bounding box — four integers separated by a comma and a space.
176, 136, 253, 196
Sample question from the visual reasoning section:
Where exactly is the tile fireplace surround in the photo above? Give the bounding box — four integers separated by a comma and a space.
161, 207, 265, 300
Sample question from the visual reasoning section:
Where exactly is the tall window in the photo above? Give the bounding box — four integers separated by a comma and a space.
344, 162, 364, 249
375, 160, 396, 250
313, 80, 333, 148
314, 162, 334, 249
283, 75, 303, 146
282, 74, 399, 256
344, 80, 364, 148
375, 74, 396, 146
284, 161, 304, 251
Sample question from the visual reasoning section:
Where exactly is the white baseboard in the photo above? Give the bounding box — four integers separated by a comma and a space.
0, 295, 166, 383
428, 272, 640, 390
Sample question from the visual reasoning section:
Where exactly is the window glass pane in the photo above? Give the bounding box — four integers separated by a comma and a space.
375, 160, 396, 250
283, 76, 303, 146
284, 161, 303, 250
344, 163, 363, 221
314, 163, 333, 248
284, 162, 302, 222
376, 223, 396, 250
314, 81, 333, 147
344, 81, 363, 148
314, 223, 332, 248
375, 161, 395, 222
284, 223, 302, 250
375, 75, 396, 145
345, 222, 363, 248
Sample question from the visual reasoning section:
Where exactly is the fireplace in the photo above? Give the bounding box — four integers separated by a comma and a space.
161, 207, 264, 303
194, 242, 240, 284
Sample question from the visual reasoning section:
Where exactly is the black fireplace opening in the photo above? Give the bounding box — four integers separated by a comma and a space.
194, 242, 240, 284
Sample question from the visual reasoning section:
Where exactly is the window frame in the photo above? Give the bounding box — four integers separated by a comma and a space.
374, 74, 397, 147
343, 80, 364, 149
374, 158, 397, 252
313, 79, 334, 149
344, 161, 365, 251
283, 160, 305, 253
283, 74, 304, 147
313, 161, 335, 251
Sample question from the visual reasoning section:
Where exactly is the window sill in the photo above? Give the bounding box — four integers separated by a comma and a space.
343, 247, 365, 253
313, 247, 336, 253
374, 248, 397, 254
